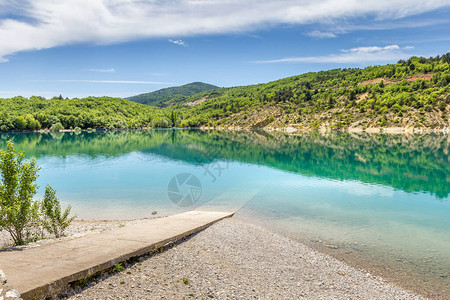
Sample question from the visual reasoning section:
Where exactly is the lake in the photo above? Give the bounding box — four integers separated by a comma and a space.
1, 129, 449, 297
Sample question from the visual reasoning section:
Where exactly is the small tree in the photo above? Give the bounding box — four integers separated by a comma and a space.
0, 141, 40, 245
50, 122, 64, 132
41, 185, 76, 238
0, 141, 76, 245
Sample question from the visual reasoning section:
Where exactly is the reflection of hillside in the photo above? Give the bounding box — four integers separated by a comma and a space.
0, 130, 448, 198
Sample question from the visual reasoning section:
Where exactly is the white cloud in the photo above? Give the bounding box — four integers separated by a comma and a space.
168, 39, 188, 47
343, 45, 400, 53
87, 68, 115, 73
55, 80, 176, 84
0, 0, 448, 61
306, 31, 336, 38
254, 45, 414, 64
336, 18, 450, 32
303, 18, 450, 40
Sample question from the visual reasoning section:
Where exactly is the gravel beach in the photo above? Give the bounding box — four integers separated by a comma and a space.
66, 218, 423, 300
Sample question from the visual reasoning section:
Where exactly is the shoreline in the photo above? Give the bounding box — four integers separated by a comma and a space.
2, 214, 447, 298
3, 216, 426, 299
1, 125, 449, 135
236, 211, 449, 299
200, 125, 450, 134
64, 217, 423, 299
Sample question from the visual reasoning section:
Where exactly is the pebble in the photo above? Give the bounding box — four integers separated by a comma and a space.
0, 270, 6, 284
67, 218, 424, 300
5, 289, 20, 298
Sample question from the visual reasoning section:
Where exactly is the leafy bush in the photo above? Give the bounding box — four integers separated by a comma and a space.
50, 122, 64, 132
41, 185, 76, 238
113, 263, 125, 272
0, 141, 76, 245
151, 117, 172, 128
0, 141, 41, 245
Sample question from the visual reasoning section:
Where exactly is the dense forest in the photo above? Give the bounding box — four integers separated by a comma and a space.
0, 53, 449, 131
0, 96, 173, 131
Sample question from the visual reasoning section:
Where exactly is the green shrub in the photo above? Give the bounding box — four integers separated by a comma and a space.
13, 116, 27, 130
50, 122, 64, 132
113, 263, 125, 272
0, 141, 76, 245
0, 141, 40, 245
151, 117, 172, 128
41, 185, 76, 238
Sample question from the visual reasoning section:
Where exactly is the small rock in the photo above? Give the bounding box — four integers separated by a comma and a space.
151, 211, 157, 215
5, 289, 21, 298
285, 126, 298, 133
0, 270, 7, 284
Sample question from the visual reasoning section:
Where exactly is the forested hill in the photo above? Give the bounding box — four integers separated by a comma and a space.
0, 53, 449, 131
173, 53, 450, 129
0, 96, 172, 131
127, 82, 218, 107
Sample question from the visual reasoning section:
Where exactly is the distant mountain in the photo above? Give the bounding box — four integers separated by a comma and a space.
127, 82, 219, 107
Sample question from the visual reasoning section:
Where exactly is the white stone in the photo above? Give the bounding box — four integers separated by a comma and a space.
285, 126, 298, 133
5, 289, 20, 298
0, 270, 6, 284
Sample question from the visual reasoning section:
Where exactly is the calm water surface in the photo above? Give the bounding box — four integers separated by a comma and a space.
1, 130, 449, 297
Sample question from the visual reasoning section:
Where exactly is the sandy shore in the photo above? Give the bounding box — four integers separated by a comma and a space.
62, 218, 422, 299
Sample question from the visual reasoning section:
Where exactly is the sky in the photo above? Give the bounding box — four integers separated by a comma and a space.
0, 0, 449, 99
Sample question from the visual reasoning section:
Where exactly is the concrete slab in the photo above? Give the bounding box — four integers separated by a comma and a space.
0, 210, 233, 299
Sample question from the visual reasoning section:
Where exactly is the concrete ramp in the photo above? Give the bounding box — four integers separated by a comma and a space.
0, 210, 233, 299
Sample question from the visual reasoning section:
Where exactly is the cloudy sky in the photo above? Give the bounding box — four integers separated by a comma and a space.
0, 0, 449, 98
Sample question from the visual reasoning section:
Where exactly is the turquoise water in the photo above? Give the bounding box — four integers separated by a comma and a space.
0, 130, 449, 296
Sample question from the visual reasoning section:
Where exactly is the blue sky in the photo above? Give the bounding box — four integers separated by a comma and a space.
0, 0, 449, 99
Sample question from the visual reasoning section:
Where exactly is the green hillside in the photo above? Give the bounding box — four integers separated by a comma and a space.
0, 96, 170, 131
0, 53, 449, 131
127, 82, 219, 107
174, 54, 450, 129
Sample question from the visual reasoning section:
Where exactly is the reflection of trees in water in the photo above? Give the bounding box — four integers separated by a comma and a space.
0, 130, 448, 199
